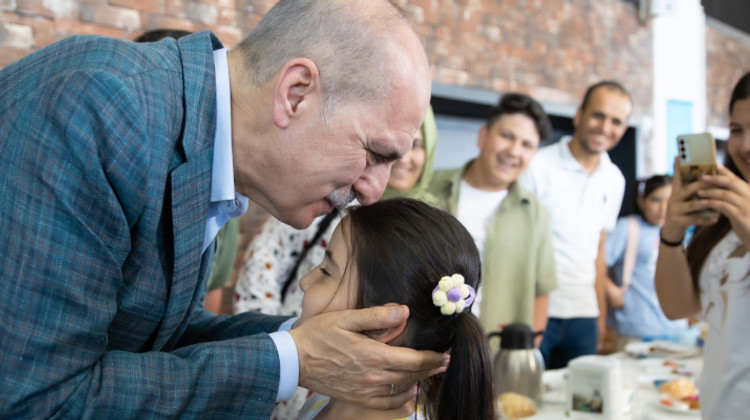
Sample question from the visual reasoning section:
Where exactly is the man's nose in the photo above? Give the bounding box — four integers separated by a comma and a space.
507, 139, 523, 156
353, 163, 391, 206
598, 118, 615, 134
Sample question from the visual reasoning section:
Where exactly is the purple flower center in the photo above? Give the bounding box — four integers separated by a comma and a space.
447, 287, 463, 302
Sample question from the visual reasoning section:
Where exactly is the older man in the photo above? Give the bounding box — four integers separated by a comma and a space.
0, 0, 443, 418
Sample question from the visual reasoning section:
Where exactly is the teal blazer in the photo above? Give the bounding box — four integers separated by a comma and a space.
0, 31, 287, 419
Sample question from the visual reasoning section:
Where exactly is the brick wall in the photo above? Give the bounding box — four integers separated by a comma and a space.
2, 0, 653, 111
405, 0, 653, 114
706, 20, 750, 129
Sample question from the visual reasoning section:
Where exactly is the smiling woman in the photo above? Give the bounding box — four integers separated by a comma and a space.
655, 71, 750, 419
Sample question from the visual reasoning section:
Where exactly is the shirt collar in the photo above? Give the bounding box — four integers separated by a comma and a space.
211, 48, 239, 203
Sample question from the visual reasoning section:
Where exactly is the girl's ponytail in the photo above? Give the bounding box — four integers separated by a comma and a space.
424, 312, 495, 420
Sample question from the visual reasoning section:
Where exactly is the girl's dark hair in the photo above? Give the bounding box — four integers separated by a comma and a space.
487, 93, 553, 142
347, 198, 494, 420
686, 71, 750, 290
634, 174, 672, 217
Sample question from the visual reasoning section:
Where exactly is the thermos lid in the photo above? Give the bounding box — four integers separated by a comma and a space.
498, 323, 538, 349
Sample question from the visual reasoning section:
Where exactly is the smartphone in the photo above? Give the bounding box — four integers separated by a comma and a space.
677, 132, 718, 218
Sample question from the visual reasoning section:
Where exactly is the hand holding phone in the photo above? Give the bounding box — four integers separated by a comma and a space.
677, 132, 718, 218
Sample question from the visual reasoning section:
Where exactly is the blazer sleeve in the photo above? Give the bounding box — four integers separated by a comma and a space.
0, 53, 285, 419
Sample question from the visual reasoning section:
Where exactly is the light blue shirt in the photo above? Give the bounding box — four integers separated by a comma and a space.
605, 214, 689, 338
208, 48, 299, 403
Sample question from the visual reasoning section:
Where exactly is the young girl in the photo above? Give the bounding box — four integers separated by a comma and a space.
604, 175, 688, 348
296, 198, 495, 420
655, 72, 750, 418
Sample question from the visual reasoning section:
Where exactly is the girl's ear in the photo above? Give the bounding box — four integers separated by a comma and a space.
363, 303, 408, 344
363, 322, 407, 344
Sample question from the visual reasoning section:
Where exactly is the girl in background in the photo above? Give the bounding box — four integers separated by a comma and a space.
604, 175, 688, 349
655, 71, 750, 418
296, 198, 494, 420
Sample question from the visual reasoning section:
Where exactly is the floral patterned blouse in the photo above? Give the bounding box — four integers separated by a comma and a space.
234, 213, 340, 317
233, 213, 341, 420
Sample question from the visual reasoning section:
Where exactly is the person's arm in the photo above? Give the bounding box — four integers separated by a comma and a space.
532, 294, 549, 347
289, 305, 449, 409
603, 218, 628, 309
655, 159, 712, 319
595, 231, 609, 349
534, 205, 556, 347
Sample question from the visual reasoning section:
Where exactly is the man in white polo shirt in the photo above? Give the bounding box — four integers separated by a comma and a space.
520, 81, 632, 369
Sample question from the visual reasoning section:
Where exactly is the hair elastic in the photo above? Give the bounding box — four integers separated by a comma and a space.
431, 274, 476, 316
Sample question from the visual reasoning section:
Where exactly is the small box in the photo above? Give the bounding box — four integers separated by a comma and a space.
567, 355, 632, 420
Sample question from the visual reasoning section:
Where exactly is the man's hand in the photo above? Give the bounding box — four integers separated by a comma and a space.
288, 305, 449, 410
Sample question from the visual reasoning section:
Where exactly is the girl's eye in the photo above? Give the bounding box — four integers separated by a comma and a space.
320, 267, 331, 276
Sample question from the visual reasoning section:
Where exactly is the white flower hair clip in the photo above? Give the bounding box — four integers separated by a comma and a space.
431, 274, 476, 316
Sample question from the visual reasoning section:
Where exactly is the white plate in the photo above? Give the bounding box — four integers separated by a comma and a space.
637, 373, 683, 390
654, 400, 700, 416
625, 341, 700, 359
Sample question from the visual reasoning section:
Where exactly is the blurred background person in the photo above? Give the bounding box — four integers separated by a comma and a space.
520, 81, 632, 369
656, 71, 750, 419
429, 93, 556, 350
603, 174, 688, 352
233, 107, 437, 419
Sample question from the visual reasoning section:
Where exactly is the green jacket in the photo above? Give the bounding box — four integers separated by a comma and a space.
428, 161, 557, 336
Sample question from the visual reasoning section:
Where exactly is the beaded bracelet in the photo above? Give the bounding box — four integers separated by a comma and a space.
659, 233, 684, 247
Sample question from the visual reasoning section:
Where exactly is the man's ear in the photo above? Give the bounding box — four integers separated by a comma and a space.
572, 107, 582, 129
272, 58, 320, 129
477, 125, 488, 149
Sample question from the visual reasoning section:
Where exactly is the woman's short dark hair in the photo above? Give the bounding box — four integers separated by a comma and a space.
486, 93, 553, 142
346, 198, 494, 420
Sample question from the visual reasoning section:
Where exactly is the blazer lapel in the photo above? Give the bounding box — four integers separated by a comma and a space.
152, 31, 222, 350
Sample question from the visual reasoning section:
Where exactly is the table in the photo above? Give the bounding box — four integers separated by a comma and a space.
526, 350, 703, 420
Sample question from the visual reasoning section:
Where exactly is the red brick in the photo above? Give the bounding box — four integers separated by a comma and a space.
141, 12, 194, 33
186, 3, 217, 25
16, 0, 56, 18
78, 4, 140, 30
0, 21, 33, 49
0, 46, 31, 68
110, 0, 165, 14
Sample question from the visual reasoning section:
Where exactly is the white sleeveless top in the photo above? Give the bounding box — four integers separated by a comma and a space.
698, 231, 750, 419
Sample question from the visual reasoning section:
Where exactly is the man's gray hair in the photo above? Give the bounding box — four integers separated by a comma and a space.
235, 0, 409, 117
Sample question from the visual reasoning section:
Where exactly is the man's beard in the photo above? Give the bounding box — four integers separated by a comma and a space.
326, 188, 356, 210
